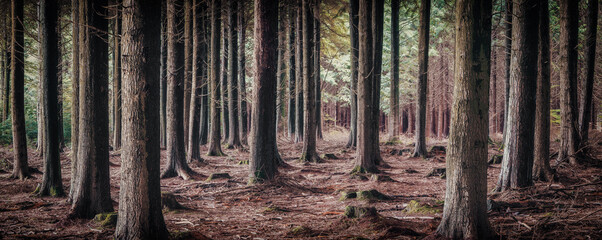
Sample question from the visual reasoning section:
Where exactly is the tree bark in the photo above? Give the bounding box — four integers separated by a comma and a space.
249, 0, 279, 183
557, 0, 579, 165
112, 0, 122, 150
226, 0, 241, 149
412, 0, 430, 158
208, 0, 224, 156
294, 1, 304, 143
9, 0, 28, 180
287, 7, 296, 138
314, 3, 322, 140
187, 0, 207, 162
300, 0, 319, 163
200, 5, 210, 145
346, 0, 358, 148
533, 0, 553, 182
1, 24, 9, 123
70, 0, 113, 218
37, 0, 64, 196
354, 0, 378, 173
183, 0, 192, 145
69, 0, 80, 201
115, 0, 170, 238
160, 0, 167, 148
497, 0, 539, 192
276, 3, 284, 137
578, 0, 598, 146
238, 6, 247, 145
389, 0, 400, 139
162, 0, 195, 179
502, 0, 512, 144
220, 17, 229, 141
435, 0, 493, 238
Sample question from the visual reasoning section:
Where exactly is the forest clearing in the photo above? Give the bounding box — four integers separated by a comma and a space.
1, 131, 601, 239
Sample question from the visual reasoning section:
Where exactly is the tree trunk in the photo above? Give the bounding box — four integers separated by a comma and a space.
37, 0, 64, 196
183, 0, 192, 146
314, 4, 322, 140
276, 3, 284, 137
295, 1, 304, 143
502, 0, 512, 144
238, 6, 247, 145
578, 0, 598, 146
112, 1, 122, 150
435, 0, 493, 238
226, 0, 241, 149
9, 0, 28, 180
354, 0, 377, 173
208, 0, 224, 156
187, 0, 207, 162
412, 0, 430, 158
533, 0, 553, 182
115, 0, 170, 238
69, 0, 80, 201
300, 0, 319, 163
70, 0, 113, 218
2, 25, 9, 122
287, 7, 296, 138
200, 6, 210, 145
249, 0, 279, 183
221, 19, 229, 141
160, 0, 167, 148
490, 47, 497, 134
346, 0, 358, 148
557, 0, 579, 165
388, 0, 400, 139
162, 0, 195, 179
497, 0, 539, 192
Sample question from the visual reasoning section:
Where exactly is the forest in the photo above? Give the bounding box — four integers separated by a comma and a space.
0, 0, 600, 239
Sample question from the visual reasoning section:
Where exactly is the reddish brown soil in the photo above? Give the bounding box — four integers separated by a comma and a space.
0, 130, 601, 239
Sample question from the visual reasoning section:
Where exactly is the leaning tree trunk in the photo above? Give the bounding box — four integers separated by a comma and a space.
578, 0, 598, 146
162, 0, 195, 179
287, 7, 296, 138
208, 0, 224, 156
300, 0, 320, 163
497, 0, 539, 192
533, 0, 553, 182
346, 0, 358, 148
354, 0, 377, 173
557, 0, 579, 165
37, 0, 64, 197
70, 0, 113, 219
112, 1, 122, 150
9, 0, 28, 180
412, 0, 430, 158
187, 0, 207, 162
115, 0, 170, 238
238, 5, 248, 145
389, 0, 400, 139
249, 0, 279, 183
68, 0, 80, 201
226, 0, 241, 149
294, 1, 304, 143
435, 0, 493, 238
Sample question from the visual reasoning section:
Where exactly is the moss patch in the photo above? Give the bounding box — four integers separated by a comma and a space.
94, 212, 117, 228
404, 200, 440, 214
357, 189, 390, 201
238, 159, 249, 165
370, 174, 395, 182
263, 205, 289, 213
344, 206, 378, 218
339, 191, 358, 201
320, 153, 338, 159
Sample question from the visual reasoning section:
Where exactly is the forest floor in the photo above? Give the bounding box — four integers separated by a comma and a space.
0, 128, 601, 239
